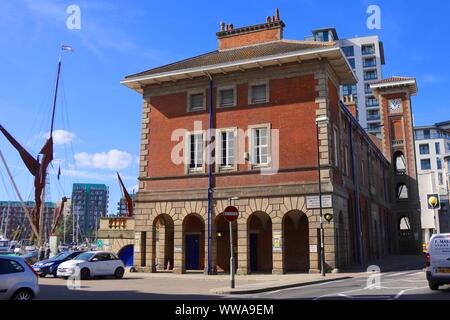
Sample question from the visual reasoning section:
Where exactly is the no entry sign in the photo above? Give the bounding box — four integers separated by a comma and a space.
223, 206, 239, 222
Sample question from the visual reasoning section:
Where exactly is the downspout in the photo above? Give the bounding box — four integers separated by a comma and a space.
205, 72, 213, 275
349, 123, 364, 267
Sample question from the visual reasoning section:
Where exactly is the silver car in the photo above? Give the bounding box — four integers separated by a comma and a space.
0, 255, 40, 300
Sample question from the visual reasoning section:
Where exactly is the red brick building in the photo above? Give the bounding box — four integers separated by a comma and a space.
122, 12, 421, 274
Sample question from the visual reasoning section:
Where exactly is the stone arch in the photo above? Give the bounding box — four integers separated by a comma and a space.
282, 210, 309, 272
152, 214, 174, 270
248, 211, 272, 273
215, 213, 237, 273
183, 213, 205, 271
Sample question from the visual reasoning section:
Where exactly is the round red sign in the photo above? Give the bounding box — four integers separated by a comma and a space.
223, 206, 239, 222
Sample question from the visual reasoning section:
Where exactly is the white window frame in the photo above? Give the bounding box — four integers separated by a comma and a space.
215, 127, 238, 172
248, 81, 269, 105
248, 123, 271, 169
185, 130, 206, 174
217, 85, 237, 108
187, 89, 206, 112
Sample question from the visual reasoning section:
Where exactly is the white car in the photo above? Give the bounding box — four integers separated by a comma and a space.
0, 255, 40, 300
57, 251, 125, 280
426, 233, 450, 290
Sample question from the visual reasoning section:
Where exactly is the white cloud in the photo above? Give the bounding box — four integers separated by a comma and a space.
45, 130, 76, 145
74, 149, 133, 170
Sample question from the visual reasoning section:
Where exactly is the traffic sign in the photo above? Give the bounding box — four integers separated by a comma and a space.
223, 206, 239, 222
428, 194, 440, 209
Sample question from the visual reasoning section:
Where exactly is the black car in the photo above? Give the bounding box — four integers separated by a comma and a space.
32, 251, 83, 278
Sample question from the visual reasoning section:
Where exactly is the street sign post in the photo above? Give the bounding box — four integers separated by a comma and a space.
223, 206, 239, 289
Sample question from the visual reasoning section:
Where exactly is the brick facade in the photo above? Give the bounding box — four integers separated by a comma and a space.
123, 16, 420, 275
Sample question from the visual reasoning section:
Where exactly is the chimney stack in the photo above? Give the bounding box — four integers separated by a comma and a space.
343, 95, 359, 119
217, 9, 285, 50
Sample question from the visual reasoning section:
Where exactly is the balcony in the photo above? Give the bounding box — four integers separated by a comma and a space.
392, 140, 404, 147
97, 217, 135, 239
415, 133, 450, 140
367, 115, 381, 121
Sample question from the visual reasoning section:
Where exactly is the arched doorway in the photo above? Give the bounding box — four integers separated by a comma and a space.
215, 213, 237, 273
248, 211, 272, 273
183, 214, 205, 271
118, 244, 134, 267
153, 214, 174, 270
283, 211, 309, 272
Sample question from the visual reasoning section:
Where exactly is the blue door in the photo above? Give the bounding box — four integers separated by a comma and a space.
118, 245, 134, 267
250, 233, 258, 272
186, 234, 200, 270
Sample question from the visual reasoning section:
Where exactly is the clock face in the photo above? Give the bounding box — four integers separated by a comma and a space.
388, 98, 402, 111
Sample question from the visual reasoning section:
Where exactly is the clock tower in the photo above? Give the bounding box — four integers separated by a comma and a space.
371, 77, 422, 254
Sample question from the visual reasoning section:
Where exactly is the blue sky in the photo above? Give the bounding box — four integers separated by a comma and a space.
0, 0, 448, 213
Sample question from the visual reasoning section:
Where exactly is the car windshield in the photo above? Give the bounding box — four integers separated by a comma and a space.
51, 251, 72, 261
74, 252, 95, 261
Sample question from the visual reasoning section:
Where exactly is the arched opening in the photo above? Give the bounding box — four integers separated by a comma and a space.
215, 213, 237, 273
248, 211, 272, 273
397, 184, 409, 199
393, 151, 406, 175
118, 244, 134, 267
183, 214, 205, 271
399, 216, 411, 231
153, 214, 174, 270
283, 211, 309, 272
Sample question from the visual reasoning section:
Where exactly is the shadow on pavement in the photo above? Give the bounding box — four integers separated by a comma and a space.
37, 284, 225, 300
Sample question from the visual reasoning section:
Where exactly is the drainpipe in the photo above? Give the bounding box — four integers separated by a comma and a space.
349, 123, 364, 267
205, 72, 213, 275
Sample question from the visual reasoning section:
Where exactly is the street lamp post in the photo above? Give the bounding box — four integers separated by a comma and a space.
228, 196, 239, 289
316, 116, 329, 277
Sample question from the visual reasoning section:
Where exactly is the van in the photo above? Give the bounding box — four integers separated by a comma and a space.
426, 233, 450, 290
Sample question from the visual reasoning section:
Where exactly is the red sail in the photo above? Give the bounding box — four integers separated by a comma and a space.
117, 172, 133, 217
51, 197, 67, 235
0, 125, 39, 176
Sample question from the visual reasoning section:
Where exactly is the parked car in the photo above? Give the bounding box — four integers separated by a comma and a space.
32, 251, 83, 278
57, 251, 125, 280
426, 233, 450, 290
0, 255, 39, 300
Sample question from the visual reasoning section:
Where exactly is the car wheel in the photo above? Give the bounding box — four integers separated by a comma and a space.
80, 268, 91, 280
429, 281, 439, 291
39, 274, 46, 278
11, 289, 34, 301
52, 269, 58, 278
114, 267, 124, 279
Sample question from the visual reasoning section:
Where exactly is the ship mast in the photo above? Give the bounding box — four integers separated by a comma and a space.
37, 45, 73, 248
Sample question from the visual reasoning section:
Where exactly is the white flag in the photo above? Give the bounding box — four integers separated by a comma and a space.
61, 45, 74, 52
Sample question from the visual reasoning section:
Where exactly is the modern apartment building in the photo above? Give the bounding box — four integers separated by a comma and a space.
307, 28, 385, 136
0, 201, 56, 241
122, 11, 421, 274
414, 121, 450, 241
117, 194, 135, 216
71, 184, 109, 241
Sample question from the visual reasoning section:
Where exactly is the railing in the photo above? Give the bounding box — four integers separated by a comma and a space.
367, 115, 381, 121
415, 133, 450, 140
392, 140, 404, 146
99, 217, 134, 230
